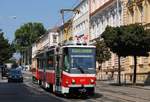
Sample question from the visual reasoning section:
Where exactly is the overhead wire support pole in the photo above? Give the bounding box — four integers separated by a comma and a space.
60, 9, 80, 44
60, 9, 80, 24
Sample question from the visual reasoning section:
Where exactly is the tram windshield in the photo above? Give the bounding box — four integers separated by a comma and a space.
68, 47, 96, 74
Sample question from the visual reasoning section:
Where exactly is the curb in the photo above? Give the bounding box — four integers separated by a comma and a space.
131, 86, 150, 90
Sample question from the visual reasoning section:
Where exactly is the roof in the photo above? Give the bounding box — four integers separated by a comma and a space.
62, 45, 96, 48
73, 0, 86, 10
47, 27, 59, 33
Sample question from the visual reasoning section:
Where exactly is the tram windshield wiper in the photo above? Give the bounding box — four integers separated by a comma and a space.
77, 66, 85, 74
74, 61, 85, 74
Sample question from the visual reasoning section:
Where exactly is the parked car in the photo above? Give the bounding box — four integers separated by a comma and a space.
8, 69, 23, 82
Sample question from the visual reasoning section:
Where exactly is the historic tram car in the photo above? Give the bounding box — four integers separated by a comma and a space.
32, 44, 96, 96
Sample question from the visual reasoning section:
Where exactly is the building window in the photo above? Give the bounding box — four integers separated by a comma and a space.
138, 4, 144, 23
53, 35, 57, 43
129, 9, 134, 23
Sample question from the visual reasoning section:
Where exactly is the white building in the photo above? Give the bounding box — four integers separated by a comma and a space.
90, 0, 123, 41
89, 0, 124, 80
72, 0, 89, 43
31, 27, 58, 69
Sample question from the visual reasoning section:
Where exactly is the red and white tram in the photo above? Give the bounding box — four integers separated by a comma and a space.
32, 44, 96, 96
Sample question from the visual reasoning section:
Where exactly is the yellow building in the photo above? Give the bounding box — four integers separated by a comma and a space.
122, 0, 150, 83
58, 19, 73, 43
125, 0, 150, 25
63, 19, 73, 42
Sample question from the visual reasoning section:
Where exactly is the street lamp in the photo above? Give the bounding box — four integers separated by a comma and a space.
0, 16, 17, 20
11, 16, 17, 19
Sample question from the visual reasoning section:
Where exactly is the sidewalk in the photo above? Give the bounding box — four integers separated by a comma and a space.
0, 75, 7, 83
96, 80, 150, 90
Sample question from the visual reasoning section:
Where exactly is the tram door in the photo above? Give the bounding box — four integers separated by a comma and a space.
40, 53, 46, 85
55, 49, 63, 92
43, 53, 47, 83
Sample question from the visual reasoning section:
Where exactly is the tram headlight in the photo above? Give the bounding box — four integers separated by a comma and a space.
72, 79, 76, 84
65, 81, 69, 85
90, 79, 94, 83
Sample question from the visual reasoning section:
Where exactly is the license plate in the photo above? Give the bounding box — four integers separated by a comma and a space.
79, 88, 87, 93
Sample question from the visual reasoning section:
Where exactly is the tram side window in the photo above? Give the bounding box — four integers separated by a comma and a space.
47, 55, 54, 70
38, 59, 40, 69
39, 59, 43, 69
64, 55, 69, 72
63, 48, 69, 72
37, 59, 39, 68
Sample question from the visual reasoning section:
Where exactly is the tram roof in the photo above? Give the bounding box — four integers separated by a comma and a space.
62, 45, 96, 48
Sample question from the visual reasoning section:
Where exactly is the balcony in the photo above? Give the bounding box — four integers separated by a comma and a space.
144, 23, 150, 30
127, 0, 135, 8
102, 67, 125, 72
135, 0, 144, 4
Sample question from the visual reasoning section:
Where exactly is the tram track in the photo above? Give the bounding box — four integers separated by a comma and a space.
97, 87, 150, 102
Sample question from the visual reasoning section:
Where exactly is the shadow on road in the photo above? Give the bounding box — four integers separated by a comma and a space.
54, 92, 103, 100
0, 82, 64, 102
109, 83, 144, 86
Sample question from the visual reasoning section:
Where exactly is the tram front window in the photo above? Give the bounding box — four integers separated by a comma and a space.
70, 56, 95, 74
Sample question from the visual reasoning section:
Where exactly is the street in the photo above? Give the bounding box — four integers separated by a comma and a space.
0, 71, 150, 102
0, 72, 65, 102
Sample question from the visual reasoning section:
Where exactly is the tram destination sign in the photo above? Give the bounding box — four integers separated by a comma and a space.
71, 48, 93, 54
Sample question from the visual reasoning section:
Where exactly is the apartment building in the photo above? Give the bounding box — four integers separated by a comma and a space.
123, 0, 150, 83
89, 0, 124, 81
72, 0, 89, 43
31, 27, 58, 69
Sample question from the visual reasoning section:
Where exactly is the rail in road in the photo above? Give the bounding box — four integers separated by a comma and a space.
23, 71, 150, 102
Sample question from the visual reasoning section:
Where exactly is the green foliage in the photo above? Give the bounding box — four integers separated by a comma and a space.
102, 23, 150, 84
95, 40, 111, 64
5, 59, 16, 63
0, 31, 14, 63
102, 24, 150, 57
14, 22, 47, 51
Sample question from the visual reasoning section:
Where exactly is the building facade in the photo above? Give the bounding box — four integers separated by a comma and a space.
31, 27, 58, 69
122, 0, 150, 83
57, 19, 73, 44
72, 0, 89, 43
90, 0, 123, 40
90, 0, 124, 81
90, 0, 150, 83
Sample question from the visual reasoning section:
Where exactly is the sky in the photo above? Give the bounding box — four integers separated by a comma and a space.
0, 0, 80, 42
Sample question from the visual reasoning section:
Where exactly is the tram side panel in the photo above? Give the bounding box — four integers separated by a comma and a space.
45, 50, 56, 85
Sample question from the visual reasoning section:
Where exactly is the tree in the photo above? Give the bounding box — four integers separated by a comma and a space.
95, 39, 111, 69
95, 39, 111, 80
0, 31, 14, 64
15, 22, 46, 47
101, 26, 122, 85
14, 22, 46, 65
102, 24, 150, 85
121, 24, 150, 84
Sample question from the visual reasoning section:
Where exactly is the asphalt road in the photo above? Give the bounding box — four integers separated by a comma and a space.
0, 72, 65, 102
1, 71, 150, 102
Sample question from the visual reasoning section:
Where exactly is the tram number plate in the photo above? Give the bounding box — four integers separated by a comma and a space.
79, 88, 87, 93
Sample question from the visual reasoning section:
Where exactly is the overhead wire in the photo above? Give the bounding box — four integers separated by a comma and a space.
53, 0, 80, 27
